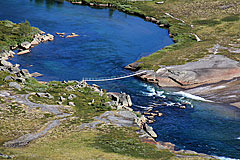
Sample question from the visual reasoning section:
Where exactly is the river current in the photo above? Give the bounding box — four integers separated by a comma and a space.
0, 0, 240, 159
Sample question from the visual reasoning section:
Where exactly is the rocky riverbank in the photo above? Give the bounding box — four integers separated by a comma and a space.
0, 36, 215, 159
68, 0, 240, 109
125, 54, 240, 108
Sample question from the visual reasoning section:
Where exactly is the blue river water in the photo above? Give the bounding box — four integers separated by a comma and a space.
0, 0, 240, 159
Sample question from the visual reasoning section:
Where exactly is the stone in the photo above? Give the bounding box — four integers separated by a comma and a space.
9, 66, 20, 74
8, 82, 22, 90
150, 113, 158, 116
68, 94, 77, 100
117, 93, 133, 107
155, 1, 164, 4
8, 50, 15, 57
59, 96, 66, 102
122, 106, 133, 111
124, 61, 143, 71
4, 75, 15, 81
17, 50, 30, 55
147, 116, 155, 120
98, 3, 108, 7
179, 106, 186, 109
41, 34, 54, 42
57, 101, 62, 105
0, 51, 8, 58
16, 78, 26, 83
68, 102, 75, 106
31, 39, 40, 45
0, 59, 12, 68
31, 72, 43, 77
143, 112, 151, 115
143, 123, 158, 138
148, 120, 155, 124
10, 45, 18, 50
126, 95, 132, 107
36, 93, 54, 99
65, 86, 75, 91
13, 64, 20, 68
21, 69, 31, 77
135, 115, 147, 128
20, 41, 31, 50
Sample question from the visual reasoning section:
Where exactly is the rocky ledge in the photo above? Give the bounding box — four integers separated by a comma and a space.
1, 31, 54, 59
126, 54, 240, 107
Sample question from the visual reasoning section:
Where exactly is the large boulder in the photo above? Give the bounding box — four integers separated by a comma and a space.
20, 42, 31, 50
143, 123, 158, 138
0, 59, 13, 68
36, 92, 54, 99
107, 92, 132, 107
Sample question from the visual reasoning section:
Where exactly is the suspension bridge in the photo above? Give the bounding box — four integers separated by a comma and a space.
82, 70, 147, 82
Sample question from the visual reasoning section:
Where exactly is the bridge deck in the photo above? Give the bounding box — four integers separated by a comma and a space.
83, 70, 147, 82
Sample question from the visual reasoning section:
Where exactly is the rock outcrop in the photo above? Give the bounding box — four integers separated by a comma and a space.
133, 55, 240, 89
107, 92, 132, 108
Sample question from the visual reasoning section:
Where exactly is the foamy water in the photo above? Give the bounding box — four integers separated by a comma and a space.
173, 91, 213, 102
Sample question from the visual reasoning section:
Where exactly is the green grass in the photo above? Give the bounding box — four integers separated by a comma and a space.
21, 79, 112, 122
0, 20, 40, 51
221, 15, 240, 22
67, 0, 240, 69
192, 19, 221, 26
94, 126, 174, 159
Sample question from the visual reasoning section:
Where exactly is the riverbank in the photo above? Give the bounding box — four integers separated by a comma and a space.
0, 20, 213, 159
69, 0, 240, 108
0, 54, 213, 159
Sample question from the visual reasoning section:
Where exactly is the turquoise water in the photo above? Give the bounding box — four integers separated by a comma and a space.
1, 0, 240, 158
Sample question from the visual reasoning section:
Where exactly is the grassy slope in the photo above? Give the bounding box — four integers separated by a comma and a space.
0, 71, 177, 160
71, 0, 240, 70
136, 0, 240, 70
0, 70, 209, 159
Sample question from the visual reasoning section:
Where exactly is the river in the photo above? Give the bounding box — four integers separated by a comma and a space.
0, 0, 239, 159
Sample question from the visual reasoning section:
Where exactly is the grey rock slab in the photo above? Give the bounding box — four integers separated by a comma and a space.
79, 121, 102, 129
8, 82, 22, 90
164, 55, 240, 71
116, 111, 137, 120
4, 120, 60, 147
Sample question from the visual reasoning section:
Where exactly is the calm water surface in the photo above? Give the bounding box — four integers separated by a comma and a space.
0, 0, 239, 159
